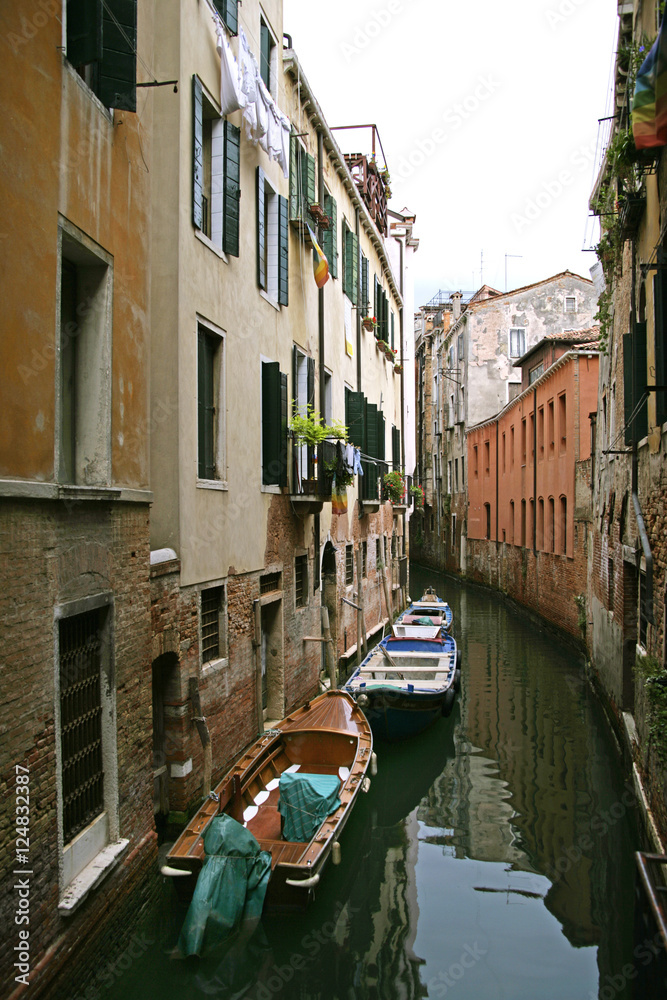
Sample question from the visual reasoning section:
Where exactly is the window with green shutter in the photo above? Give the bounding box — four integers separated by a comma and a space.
377, 410, 385, 461
391, 311, 395, 350
322, 193, 338, 278
623, 325, 648, 444
289, 135, 316, 230
213, 0, 238, 36
198, 326, 224, 480
262, 362, 288, 486
66, 0, 137, 112
342, 224, 359, 305
223, 121, 240, 256
193, 79, 240, 256
360, 254, 369, 317
260, 19, 275, 92
278, 196, 289, 305
257, 166, 288, 305
392, 425, 401, 470
345, 388, 366, 449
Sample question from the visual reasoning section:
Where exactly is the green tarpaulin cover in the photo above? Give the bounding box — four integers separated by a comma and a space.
177, 814, 272, 957
278, 772, 341, 842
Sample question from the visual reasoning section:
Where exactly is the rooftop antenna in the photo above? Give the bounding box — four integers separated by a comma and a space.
505, 254, 522, 292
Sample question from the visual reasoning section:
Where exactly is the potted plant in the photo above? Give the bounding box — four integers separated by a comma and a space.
410, 483, 424, 509
394, 363, 403, 374
362, 315, 377, 332
290, 407, 347, 447
309, 203, 331, 229
383, 470, 405, 505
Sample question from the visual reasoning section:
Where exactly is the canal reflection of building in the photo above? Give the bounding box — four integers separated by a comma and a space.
338, 717, 457, 998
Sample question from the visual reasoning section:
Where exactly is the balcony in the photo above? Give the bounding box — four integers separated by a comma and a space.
290, 439, 336, 513
357, 457, 388, 514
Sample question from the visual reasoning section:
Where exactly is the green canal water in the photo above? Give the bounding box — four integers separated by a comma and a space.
84, 566, 647, 1000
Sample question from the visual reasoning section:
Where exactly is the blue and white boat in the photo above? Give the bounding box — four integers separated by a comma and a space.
395, 587, 453, 636
344, 630, 461, 741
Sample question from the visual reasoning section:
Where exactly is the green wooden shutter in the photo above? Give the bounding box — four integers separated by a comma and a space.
99, 0, 137, 112
373, 275, 379, 325
260, 21, 271, 89
263, 362, 288, 485
223, 121, 240, 256
325, 194, 338, 278
213, 0, 238, 35
292, 345, 298, 417
67, 0, 102, 66
343, 226, 358, 304
360, 254, 369, 317
346, 391, 366, 449
342, 224, 348, 297
289, 135, 299, 221
278, 195, 289, 306
377, 411, 385, 460
256, 167, 266, 289
365, 403, 378, 457
392, 425, 401, 469
391, 311, 395, 350
192, 76, 204, 230
305, 154, 316, 208
351, 232, 359, 306
198, 330, 215, 479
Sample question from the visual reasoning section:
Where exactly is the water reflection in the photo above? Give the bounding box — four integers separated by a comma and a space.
75, 568, 642, 1000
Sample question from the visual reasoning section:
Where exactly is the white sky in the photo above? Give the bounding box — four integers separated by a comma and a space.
283, 0, 619, 305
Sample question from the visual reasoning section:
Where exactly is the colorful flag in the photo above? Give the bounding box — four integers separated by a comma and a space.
307, 225, 330, 288
632, 16, 667, 149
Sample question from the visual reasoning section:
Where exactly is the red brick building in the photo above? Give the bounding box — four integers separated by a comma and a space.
466, 334, 599, 638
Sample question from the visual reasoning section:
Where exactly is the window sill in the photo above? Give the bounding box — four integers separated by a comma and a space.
202, 656, 228, 677
197, 479, 228, 491
195, 229, 229, 262
58, 839, 129, 916
261, 484, 282, 494
260, 290, 281, 311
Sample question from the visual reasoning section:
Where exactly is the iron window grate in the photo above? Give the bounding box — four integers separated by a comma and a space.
59, 609, 104, 843
345, 545, 354, 585
260, 572, 281, 595
201, 587, 222, 662
295, 555, 307, 608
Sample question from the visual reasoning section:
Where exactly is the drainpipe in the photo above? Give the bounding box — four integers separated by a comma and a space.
253, 599, 263, 735
355, 206, 361, 392
318, 131, 325, 420
533, 387, 537, 557
495, 417, 499, 542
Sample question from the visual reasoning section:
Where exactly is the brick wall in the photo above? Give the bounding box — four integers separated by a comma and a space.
0, 499, 156, 999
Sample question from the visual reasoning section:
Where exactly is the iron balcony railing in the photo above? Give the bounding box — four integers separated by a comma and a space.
290, 438, 338, 498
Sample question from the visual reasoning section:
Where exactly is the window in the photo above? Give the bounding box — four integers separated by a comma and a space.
538, 406, 544, 460
608, 558, 615, 610
261, 572, 281, 594
461, 456, 465, 486
529, 413, 534, 464
212, 1, 238, 34
391, 312, 395, 350
447, 460, 452, 493
58, 222, 112, 486
321, 191, 338, 279
295, 555, 307, 608
521, 499, 526, 547
560, 495, 567, 554
361, 541, 367, 578
510, 426, 515, 469
289, 136, 316, 231
375, 537, 381, 567
454, 459, 459, 492
502, 432, 506, 473
451, 514, 457, 548
474, 445, 479, 478
323, 370, 333, 426
198, 322, 225, 481
521, 418, 527, 465
65, 0, 137, 111
257, 168, 288, 305
558, 393, 567, 453
193, 77, 240, 256
449, 345, 456, 370
549, 496, 555, 552
360, 253, 370, 316
56, 596, 117, 890
548, 399, 555, 456
293, 348, 315, 487
374, 275, 389, 341
529, 362, 544, 385
261, 361, 288, 486
509, 328, 525, 357
457, 332, 464, 359
342, 221, 359, 304
639, 569, 648, 647
260, 17, 276, 94
537, 498, 544, 550
509, 500, 515, 544
484, 440, 490, 476
345, 545, 354, 585
565, 295, 576, 313
485, 503, 491, 540
201, 585, 226, 663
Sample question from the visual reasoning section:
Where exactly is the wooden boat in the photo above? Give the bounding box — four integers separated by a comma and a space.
162, 690, 373, 911
344, 632, 460, 741
395, 587, 454, 635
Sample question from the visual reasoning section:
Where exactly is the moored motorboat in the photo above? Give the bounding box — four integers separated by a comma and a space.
396, 586, 454, 635
344, 632, 460, 741
163, 690, 373, 912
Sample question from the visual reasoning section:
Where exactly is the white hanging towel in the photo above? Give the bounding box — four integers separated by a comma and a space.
216, 22, 243, 114
255, 77, 271, 150
239, 28, 257, 105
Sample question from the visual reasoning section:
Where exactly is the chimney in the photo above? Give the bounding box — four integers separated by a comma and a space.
451, 291, 462, 321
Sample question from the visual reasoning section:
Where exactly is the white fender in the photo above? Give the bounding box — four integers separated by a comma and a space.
370, 752, 378, 776
332, 842, 342, 865
161, 865, 192, 877
285, 872, 321, 888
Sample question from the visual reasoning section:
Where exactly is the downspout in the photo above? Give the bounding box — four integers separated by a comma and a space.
532, 387, 537, 556
495, 417, 499, 542
397, 235, 406, 577
317, 131, 325, 674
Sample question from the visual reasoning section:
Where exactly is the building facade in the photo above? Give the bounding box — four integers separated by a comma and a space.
147, 0, 415, 829
0, 2, 157, 996
586, 0, 667, 844
466, 337, 600, 638
412, 273, 598, 576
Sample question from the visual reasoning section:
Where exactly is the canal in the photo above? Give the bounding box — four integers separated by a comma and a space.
81, 566, 648, 1000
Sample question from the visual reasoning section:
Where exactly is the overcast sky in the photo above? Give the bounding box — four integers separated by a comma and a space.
284, 0, 619, 306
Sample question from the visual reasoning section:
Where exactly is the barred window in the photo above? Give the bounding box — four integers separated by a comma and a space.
345, 544, 354, 585
295, 555, 307, 608
59, 609, 105, 843
361, 541, 367, 578
201, 586, 224, 663
261, 572, 281, 595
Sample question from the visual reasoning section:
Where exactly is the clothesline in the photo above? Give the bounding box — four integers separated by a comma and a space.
213, 13, 290, 177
